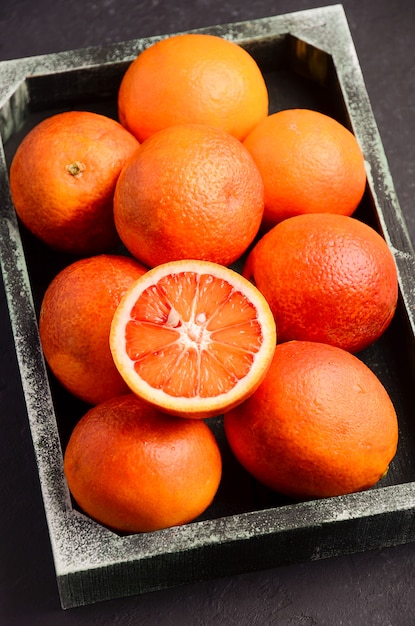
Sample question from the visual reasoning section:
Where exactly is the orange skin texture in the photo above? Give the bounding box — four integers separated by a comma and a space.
243, 109, 367, 230
224, 341, 398, 499
64, 393, 222, 533
113, 123, 265, 268
243, 213, 398, 353
118, 33, 269, 142
9, 111, 139, 255
39, 254, 148, 405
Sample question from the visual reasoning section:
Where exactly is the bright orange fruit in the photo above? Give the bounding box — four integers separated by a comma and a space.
110, 259, 276, 418
243, 213, 398, 353
243, 108, 367, 230
64, 393, 222, 533
113, 123, 264, 268
9, 111, 139, 255
118, 33, 269, 142
39, 254, 148, 405
224, 341, 398, 499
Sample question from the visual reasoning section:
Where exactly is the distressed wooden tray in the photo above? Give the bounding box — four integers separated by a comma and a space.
2, 4, 415, 610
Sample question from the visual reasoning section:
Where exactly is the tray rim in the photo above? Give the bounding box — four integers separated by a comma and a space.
2, 3, 415, 609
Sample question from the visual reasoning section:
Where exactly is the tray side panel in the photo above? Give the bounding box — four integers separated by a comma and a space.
57, 502, 415, 609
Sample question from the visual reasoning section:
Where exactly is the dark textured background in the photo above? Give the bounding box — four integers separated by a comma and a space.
1, 1, 415, 624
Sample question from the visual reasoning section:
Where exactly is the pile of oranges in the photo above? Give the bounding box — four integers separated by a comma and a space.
9, 33, 399, 533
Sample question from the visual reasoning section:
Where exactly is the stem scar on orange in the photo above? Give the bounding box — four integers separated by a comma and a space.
9, 110, 139, 255
64, 394, 222, 533
109, 260, 277, 418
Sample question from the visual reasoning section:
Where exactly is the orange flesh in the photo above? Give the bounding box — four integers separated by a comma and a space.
125, 271, 263, 397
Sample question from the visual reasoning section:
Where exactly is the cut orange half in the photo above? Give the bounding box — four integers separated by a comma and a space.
110, 259, 276, 418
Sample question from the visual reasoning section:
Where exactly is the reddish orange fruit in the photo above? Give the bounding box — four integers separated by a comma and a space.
224, 341, 398, 499
243, 213, 398, 353
64, 393, 222, 533
118, 33, 269, 142
9, 111, 139, 255
243, 108, 367, 230
110, 259, 276, 418
113, 123, 264, 267
39, 254, 148, 405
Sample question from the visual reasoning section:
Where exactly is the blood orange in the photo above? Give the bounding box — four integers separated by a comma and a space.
64, 393, 222, 533
243, 213, 398, 353
113, 123, 264, 268
110, 260, 276, 418
39, 254, 148, 405
9, 110, 139, 255
118, 33, 268, 142
243, 108, 367, 230
224, 341, 398, 499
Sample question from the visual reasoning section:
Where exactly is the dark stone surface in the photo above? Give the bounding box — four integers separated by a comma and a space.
1, 1, 415, 623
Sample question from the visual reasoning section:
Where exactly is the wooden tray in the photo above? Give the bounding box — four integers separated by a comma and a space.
2, 4, 415, 610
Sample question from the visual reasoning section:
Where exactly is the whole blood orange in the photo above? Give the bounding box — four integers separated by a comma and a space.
110, 259, 276, 418
39, 254, 148, 405
64, 393, 222, 533
243, 213, 398, 353
9, 111, 139, 255
113, 123, 264, 267
118, 33, 268, 142
243, 108, 367, 230
224, 341, 398, 499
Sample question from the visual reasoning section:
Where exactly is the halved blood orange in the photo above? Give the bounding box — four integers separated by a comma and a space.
110, 259, 276, 418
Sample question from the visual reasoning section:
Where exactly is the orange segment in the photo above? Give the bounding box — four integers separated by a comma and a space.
110, 260, 276, 417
